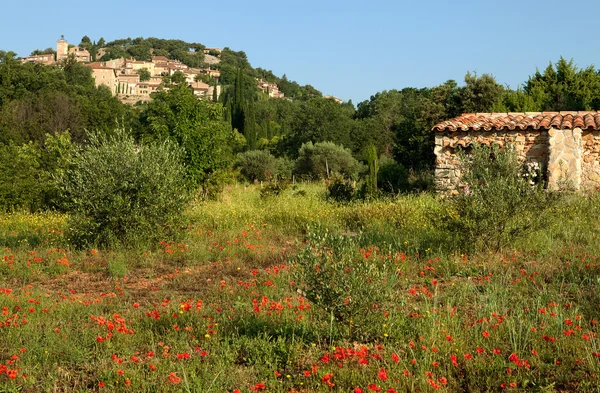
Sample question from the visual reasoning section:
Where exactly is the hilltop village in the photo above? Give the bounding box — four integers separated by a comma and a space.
20, 36, 291, 104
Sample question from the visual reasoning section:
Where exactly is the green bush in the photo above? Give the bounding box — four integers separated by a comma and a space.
0, 142, 43, 211
377, 156, 409, 194
0, 132, 74, 212
293, 141, 363, 180
293, 228, 402, 340
447, 143, 553, 252
235, 150, 278, 182
327, 175, 357, 202
59, 130, 190, 248
40, 131, 75, 209
260, 181, 289, 199
275, 157, 294, 180
199, 168, 237, 201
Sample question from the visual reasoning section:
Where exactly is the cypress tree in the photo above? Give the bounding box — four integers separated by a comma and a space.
231, 67, 245, 135
243, 103, 257, 150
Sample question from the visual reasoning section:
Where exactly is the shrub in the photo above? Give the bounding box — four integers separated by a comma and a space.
377, 156, 409, 195
199, 168, 237, 201
327, 175, 356, 202
407, 168, 435, 192
235, 150, 278, 182
59, 130, 190, 248
260, 181, 289, 199
447, 143, 553, 252
275, 157, 294, 180
0, 142, 43, 211
293, 228, 402, 340
0, 132, 75, 212
40, 131, 75, 209
294, 141, 363, 180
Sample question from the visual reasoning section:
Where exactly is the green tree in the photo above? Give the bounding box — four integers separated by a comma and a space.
525, 57, 600, 111
448, 144, 550, 251
235, 150, 278, 182
458, 72, 504, 113
137, 68, 151, 82
279, 97, 354, 157
59, 129, 190, 248
0, 142, 43, 211
139, 82, 237, 185
294, 141, 363, 180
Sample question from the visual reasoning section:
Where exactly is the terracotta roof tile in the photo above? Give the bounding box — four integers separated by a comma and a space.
432, 111, 600, 132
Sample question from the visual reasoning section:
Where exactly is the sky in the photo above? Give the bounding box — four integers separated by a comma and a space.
2, 0, 599, 104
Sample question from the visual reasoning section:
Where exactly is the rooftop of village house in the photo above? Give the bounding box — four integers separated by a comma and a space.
433, 111, 600, 132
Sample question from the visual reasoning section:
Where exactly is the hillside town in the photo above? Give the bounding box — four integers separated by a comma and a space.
20, 36, 293, 104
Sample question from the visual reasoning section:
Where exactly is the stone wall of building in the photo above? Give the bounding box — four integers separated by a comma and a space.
547, 128, 582, 190
581, 130, 600, 189
434, 129, 549, 192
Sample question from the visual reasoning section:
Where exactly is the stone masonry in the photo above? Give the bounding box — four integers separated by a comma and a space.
432, 112, 600, 192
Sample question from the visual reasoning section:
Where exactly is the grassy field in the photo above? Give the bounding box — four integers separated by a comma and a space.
0, 183, 599, 392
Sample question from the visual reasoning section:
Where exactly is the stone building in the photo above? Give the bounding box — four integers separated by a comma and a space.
89, 63, 118, 93
68, 46, 91, 62
21, 53, 55, 64
56, 35, 69, 61
432, 111, 600, 191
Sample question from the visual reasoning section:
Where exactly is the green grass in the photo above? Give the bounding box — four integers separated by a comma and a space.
0, 183, 599, 392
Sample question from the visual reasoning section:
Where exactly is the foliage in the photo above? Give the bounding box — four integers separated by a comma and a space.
327, 175, 357, 202
447, 143, 552, 251
235, 150, 278, 182
377, 156, 409, 194
294, 141, 363, 180
136, 67, 151, 82
525, 57, 600, 111
0, 132, 74, 213
2, 184, 600, 391
58, 130, 190, 248
365, 144, 379, 197
0, 59, 130, 145
0, 142, 43, 212
198, 168, 238, 201
278, 97, 354, 157
293, 228, 401, 340
259, 180, 289, 199
139, 82, 236, 186
100, 37, 205, 67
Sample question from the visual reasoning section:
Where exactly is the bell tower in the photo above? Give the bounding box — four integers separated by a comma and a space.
56, 35, 68, 61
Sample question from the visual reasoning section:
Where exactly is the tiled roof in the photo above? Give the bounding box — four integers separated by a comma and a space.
432, 111, 600, 132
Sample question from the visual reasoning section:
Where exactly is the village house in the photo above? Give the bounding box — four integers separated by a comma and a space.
432, 111, 600, 192
68, 46, 91, 62
88, 63, 118, 94
203, 47, 222, 55
20, 53, 55, 65
124, 60, 155, 76
257, 79, 284, 99
80, 48, 224, 103
190, 80, 210, 98
23, 36, 225, 104
95, 47, 109, 59
324, 95, 342, 104
200, 68, 221, 79
183, 69, 200, 84
208, 85, 221, 100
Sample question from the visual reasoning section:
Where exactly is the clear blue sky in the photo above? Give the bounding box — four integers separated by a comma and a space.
3, 0, 598, 105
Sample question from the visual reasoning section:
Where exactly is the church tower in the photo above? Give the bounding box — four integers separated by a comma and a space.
56, 35, 68, 61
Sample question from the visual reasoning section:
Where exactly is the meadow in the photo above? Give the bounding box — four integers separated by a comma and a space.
0, 183, 599, 392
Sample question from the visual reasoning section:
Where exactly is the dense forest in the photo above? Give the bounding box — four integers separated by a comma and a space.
2, 36, 600, 211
